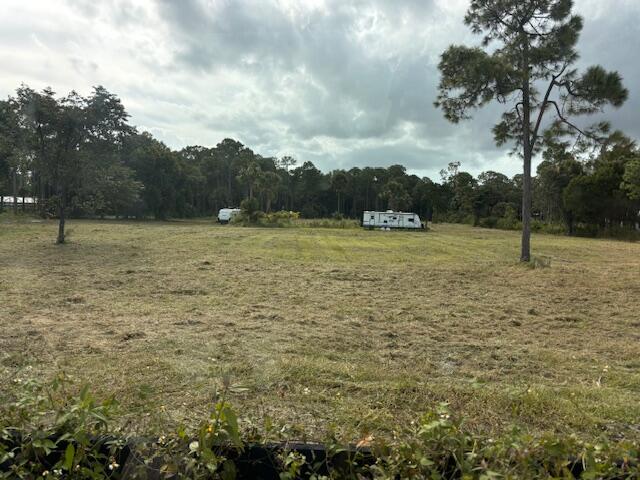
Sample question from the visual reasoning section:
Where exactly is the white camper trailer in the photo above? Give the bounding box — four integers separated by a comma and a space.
217, 208, 241, 224
362, 210, 424, 230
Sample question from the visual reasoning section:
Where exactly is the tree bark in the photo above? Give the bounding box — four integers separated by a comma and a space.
56, 187, 66, 244
521, 152, 532, 261
520, 34, 532, 263
57, 204, 65, 243
564, 211, 574, 236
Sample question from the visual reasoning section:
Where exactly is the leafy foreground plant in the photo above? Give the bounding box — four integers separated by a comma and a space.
1, 375, 638, 479
0, 372, 125, 479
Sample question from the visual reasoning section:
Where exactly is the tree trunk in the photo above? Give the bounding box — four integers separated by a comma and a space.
57, 203, 65, 244
57, 187, 66, 244
520, 34, 532, 263
564, 211, 574, 236
521, 157, 532, 261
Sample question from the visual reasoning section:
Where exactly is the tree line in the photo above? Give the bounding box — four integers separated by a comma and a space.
2, 1, 639, 257
1, 84, 639, 242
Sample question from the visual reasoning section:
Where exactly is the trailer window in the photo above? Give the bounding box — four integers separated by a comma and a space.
408, 218, 414, 222
370, 215, 374, 219
392, 216, 397, 220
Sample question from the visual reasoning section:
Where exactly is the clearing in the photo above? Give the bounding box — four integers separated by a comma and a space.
1, 219, 639, 440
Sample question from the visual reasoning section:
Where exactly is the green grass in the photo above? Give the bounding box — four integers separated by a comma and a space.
1, 216, 639, 441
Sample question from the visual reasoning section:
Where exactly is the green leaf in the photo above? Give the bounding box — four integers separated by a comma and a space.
220, 459, 237, 480
79, 384, 90, 402
34, 438, 56, 455
63, 443, 75, 471
222, 406, 242, 447
91, 411, 109, 425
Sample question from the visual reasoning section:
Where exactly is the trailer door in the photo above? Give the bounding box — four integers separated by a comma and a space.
366, 212, 376, 227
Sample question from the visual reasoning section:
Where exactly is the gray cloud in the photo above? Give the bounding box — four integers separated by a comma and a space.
0, 0, 638, 181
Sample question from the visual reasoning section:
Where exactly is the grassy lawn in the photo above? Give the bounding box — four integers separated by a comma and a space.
1, 217, 639, 441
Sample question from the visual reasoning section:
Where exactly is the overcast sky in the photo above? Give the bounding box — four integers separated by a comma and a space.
1, 0, 638, 179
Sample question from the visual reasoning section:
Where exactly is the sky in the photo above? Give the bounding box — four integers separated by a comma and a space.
1, 0, 638, 180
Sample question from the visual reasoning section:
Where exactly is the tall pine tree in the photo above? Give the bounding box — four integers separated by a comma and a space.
436, 0, 628, 261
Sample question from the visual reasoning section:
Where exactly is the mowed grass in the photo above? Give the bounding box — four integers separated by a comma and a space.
1, 217, 639, 440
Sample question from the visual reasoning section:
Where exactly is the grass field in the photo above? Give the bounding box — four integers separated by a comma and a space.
1, 217, 639, 441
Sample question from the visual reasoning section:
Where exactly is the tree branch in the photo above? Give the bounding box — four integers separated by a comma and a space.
531, 65, 568, 149
524, 20, 552, 36
514, 102, 524, 123
547, 100, 596, 140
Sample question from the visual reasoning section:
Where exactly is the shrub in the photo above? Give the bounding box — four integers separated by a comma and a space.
530, 220, 567, 235
233, 209, 300, 228
496, 217, 521, 230
2, 374, 639, 479
300, 204, 322, 219
478, 216, 499, 229
259, 210, 300, 227
292, 218, 360, 229
239, 198, 263, 223
432, 212, 474, 225
0, 372, 125, 479
371, 404, 639, 479
232, 198, 264, 225
597, 224, 640, 241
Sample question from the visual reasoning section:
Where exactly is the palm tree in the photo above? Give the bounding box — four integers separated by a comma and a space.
261, 171, 280, 212
236, 160, 262, 200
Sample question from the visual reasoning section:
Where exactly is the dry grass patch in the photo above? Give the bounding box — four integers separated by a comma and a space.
1, 218, 639, 440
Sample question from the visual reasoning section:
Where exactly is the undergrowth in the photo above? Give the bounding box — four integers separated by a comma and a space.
1, 373, 638, 479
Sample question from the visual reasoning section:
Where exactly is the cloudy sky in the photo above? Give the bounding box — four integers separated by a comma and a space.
1, 0, 638, 179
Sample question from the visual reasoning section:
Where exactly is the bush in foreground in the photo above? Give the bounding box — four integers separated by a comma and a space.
1, 374, 638, 479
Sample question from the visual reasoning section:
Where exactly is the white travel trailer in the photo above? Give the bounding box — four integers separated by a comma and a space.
362, 210, 424, 230
217, 208, 241, 224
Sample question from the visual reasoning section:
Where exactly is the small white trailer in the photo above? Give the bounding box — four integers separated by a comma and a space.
362, 210, 424, 230
217, 208, 241, 224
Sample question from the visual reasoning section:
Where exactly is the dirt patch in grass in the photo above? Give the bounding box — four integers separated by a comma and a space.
1, 220, 639, 440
